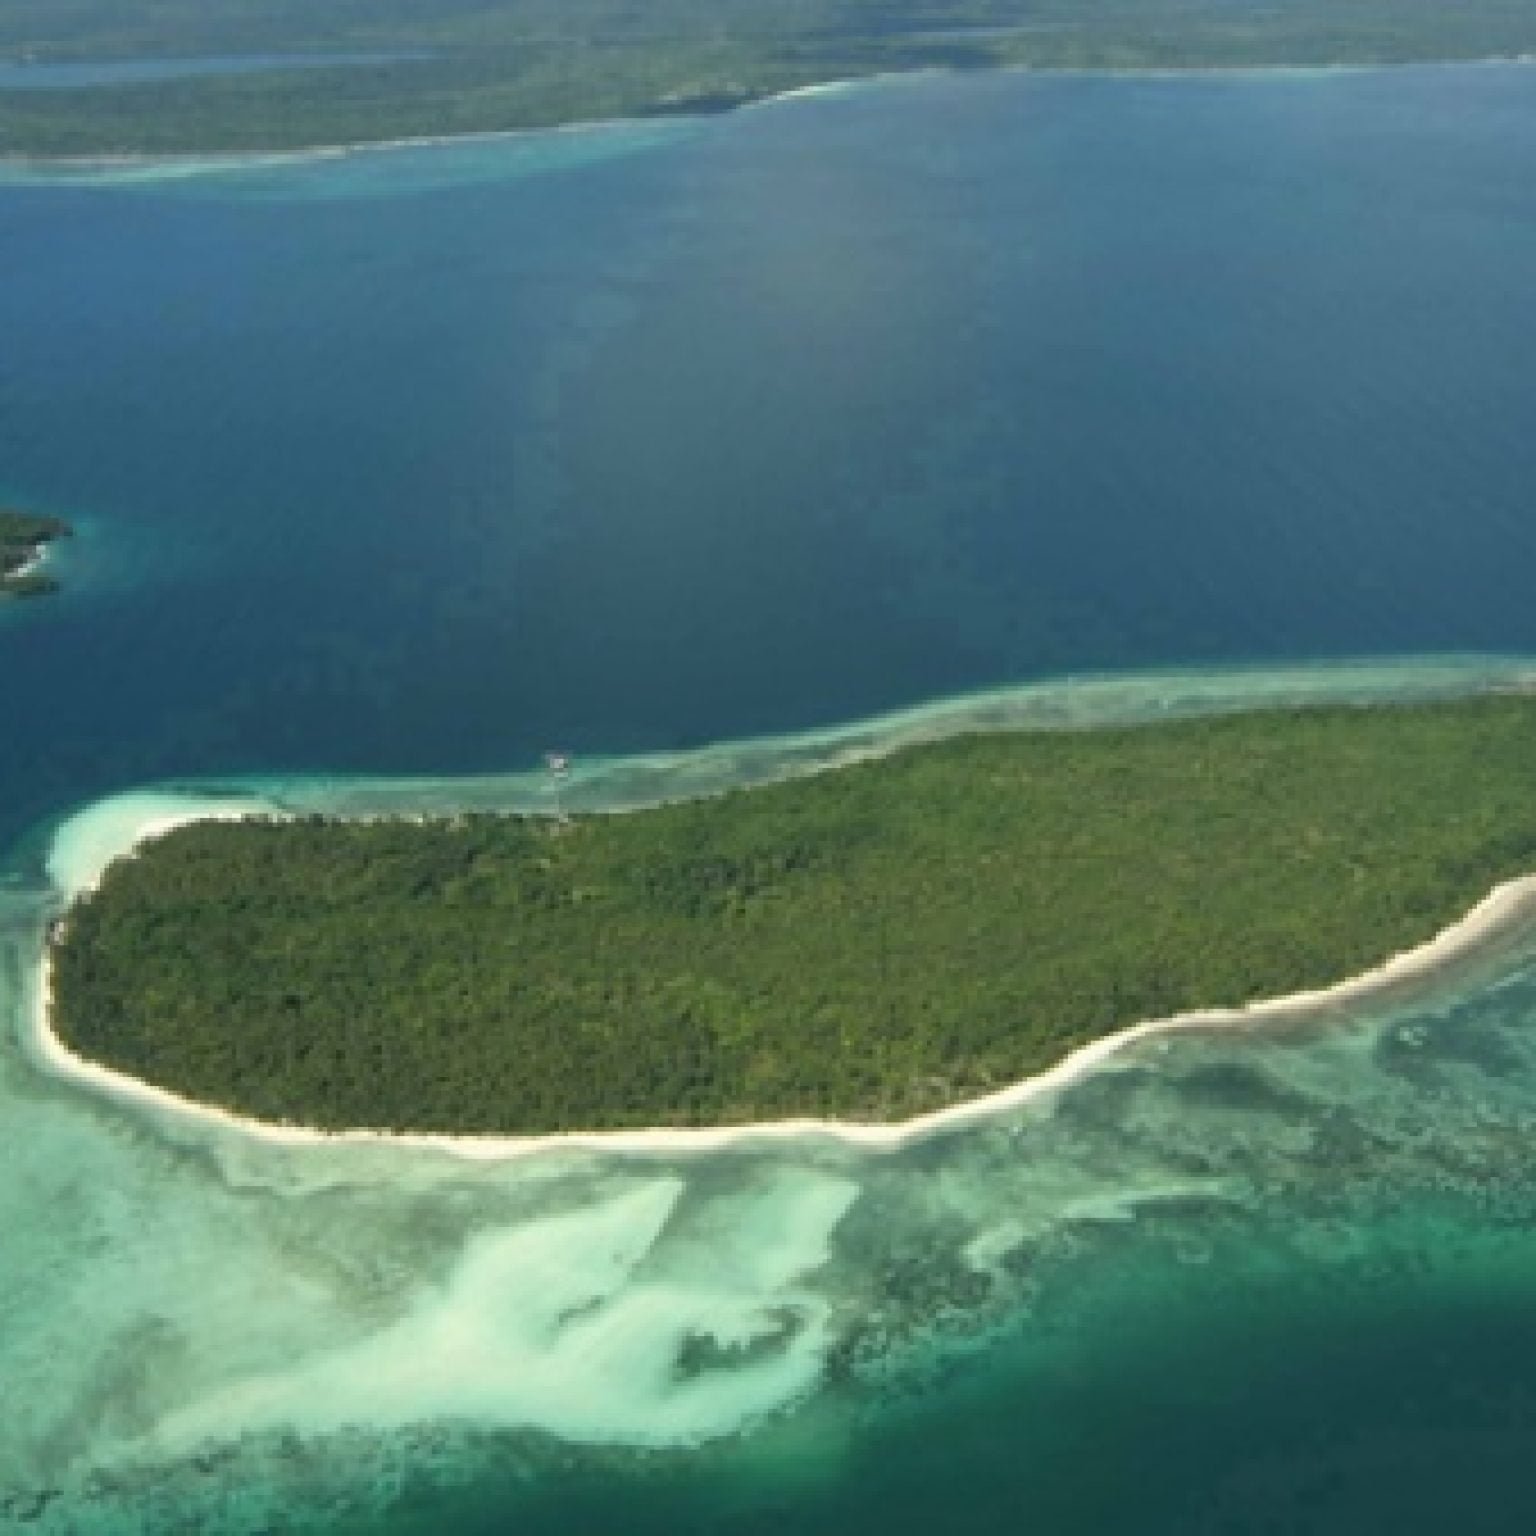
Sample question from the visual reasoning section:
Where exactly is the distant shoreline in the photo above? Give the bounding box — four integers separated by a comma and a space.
0, 108, 663, 175
3, 54, 1532, 173
0, 510, 70, 598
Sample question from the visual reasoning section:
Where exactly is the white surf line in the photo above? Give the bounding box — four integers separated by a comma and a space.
26, 799, 1536, 1165
0, 110, 689, 179
747, 70, 940, 109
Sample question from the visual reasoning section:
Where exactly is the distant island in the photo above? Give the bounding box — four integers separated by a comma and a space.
2, 0, 1534, 157
48, 692, 1536, 1137
0, 510, 70, 599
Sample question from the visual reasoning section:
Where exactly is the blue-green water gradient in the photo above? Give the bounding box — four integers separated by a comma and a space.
5, 64, 1536, 1533
5, 64, 1536, 847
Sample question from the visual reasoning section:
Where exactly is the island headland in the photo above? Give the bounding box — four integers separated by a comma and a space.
3, 0, 1535, 159
44, 691, 1536, 1141
0, 509, 70, 598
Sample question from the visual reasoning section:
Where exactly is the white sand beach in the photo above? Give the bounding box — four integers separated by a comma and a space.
28, 786, 1536, 1165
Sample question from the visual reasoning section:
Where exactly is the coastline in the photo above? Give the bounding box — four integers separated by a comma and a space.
0, 529, 60, 597
7, 544, 44, 580
1, 510, 72, 587
0, 110, 666, 175
28, 795, 1536, 1164
3, 54, 1532, 173
0, 550, 44, 596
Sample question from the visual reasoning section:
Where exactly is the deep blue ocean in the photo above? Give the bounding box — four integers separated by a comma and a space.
6, 64, 1536, 847
5, 63, 1536, 1534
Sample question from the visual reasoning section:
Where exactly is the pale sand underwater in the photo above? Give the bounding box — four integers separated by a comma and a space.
11, 661, 1536, 1517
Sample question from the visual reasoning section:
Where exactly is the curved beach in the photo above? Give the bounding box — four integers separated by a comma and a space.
30, 872, 1536, 1162
31, 665, 1536, 1163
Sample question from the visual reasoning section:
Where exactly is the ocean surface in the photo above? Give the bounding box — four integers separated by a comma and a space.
4, 62, 1536, 1532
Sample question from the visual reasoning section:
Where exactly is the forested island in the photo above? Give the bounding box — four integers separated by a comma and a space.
49, 692, 1536, 1136
0, 510, 69, 599
2, 0, 1534, 157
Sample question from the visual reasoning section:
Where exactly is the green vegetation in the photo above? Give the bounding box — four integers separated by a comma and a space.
3, 0, 1534, 157
51, 693, 1536, 1135
0, 510, 69, 599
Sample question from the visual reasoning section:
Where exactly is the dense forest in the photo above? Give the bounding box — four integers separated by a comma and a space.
0, 510, 69, 599
3, 0, 1534, 155
51, 693, 1536, 1136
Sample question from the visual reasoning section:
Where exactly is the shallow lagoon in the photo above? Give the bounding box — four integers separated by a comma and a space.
11, 658, 1536, 1533
5, 64, 1536, 1532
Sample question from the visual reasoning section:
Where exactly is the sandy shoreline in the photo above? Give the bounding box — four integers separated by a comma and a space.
1, 535, 50, 587
7, 546, 43, 580
0, 111, 675, 176
26, 799, 1536, 1164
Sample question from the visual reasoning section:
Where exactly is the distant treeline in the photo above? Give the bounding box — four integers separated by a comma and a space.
51, 693, 1536, 1135
3, 0, 1535, 155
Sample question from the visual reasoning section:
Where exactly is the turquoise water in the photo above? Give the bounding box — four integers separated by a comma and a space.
6, 64, 1536, 1532
10, 659, 1536, 1532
